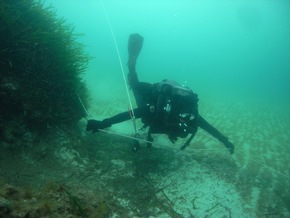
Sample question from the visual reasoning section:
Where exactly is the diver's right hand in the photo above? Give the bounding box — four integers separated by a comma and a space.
86, 119, 110, 133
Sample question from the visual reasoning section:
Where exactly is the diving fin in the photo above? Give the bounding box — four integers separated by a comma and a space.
128, 33, 144, 72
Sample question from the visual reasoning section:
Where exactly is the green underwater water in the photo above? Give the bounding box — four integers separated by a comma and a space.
42, 0, 290, 216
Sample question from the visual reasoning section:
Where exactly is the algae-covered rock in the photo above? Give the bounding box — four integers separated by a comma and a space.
0, 181, 116, 218
0, 0, 89, 144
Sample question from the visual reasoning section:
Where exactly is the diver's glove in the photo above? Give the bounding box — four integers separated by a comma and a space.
86, 119, 111, 133
224, 140, 235, 155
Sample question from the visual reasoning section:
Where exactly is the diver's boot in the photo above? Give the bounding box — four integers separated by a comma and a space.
127, 71, 139, 88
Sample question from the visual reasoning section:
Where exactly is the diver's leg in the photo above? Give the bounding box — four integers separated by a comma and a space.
132, 82, 153, 107
127, 70, 139, 90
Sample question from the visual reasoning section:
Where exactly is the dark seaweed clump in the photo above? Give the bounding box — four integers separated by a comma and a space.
0, 0, 89, 143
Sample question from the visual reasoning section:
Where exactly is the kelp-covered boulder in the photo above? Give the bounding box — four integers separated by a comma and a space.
0, 0, 89, 143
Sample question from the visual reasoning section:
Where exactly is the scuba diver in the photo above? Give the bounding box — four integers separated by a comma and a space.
86, 33, 235, 154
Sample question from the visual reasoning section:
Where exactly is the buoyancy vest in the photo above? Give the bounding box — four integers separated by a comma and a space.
147, 80, 199, 139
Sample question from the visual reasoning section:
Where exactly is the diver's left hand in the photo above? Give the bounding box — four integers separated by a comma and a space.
224, 140, 235, 155
86, 119, 104, 133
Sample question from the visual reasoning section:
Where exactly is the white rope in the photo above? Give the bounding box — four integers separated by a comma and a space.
76, 94, 91, 119
101, 2, 137, 133
98, 128, 226, 151
234, 151, 290, 180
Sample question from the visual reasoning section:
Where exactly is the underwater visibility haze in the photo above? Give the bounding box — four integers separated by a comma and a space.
1, 0, 290, 217
45, 0, 290, 107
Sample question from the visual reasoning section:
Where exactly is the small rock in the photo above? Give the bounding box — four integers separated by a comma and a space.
0, 197, 12, 214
